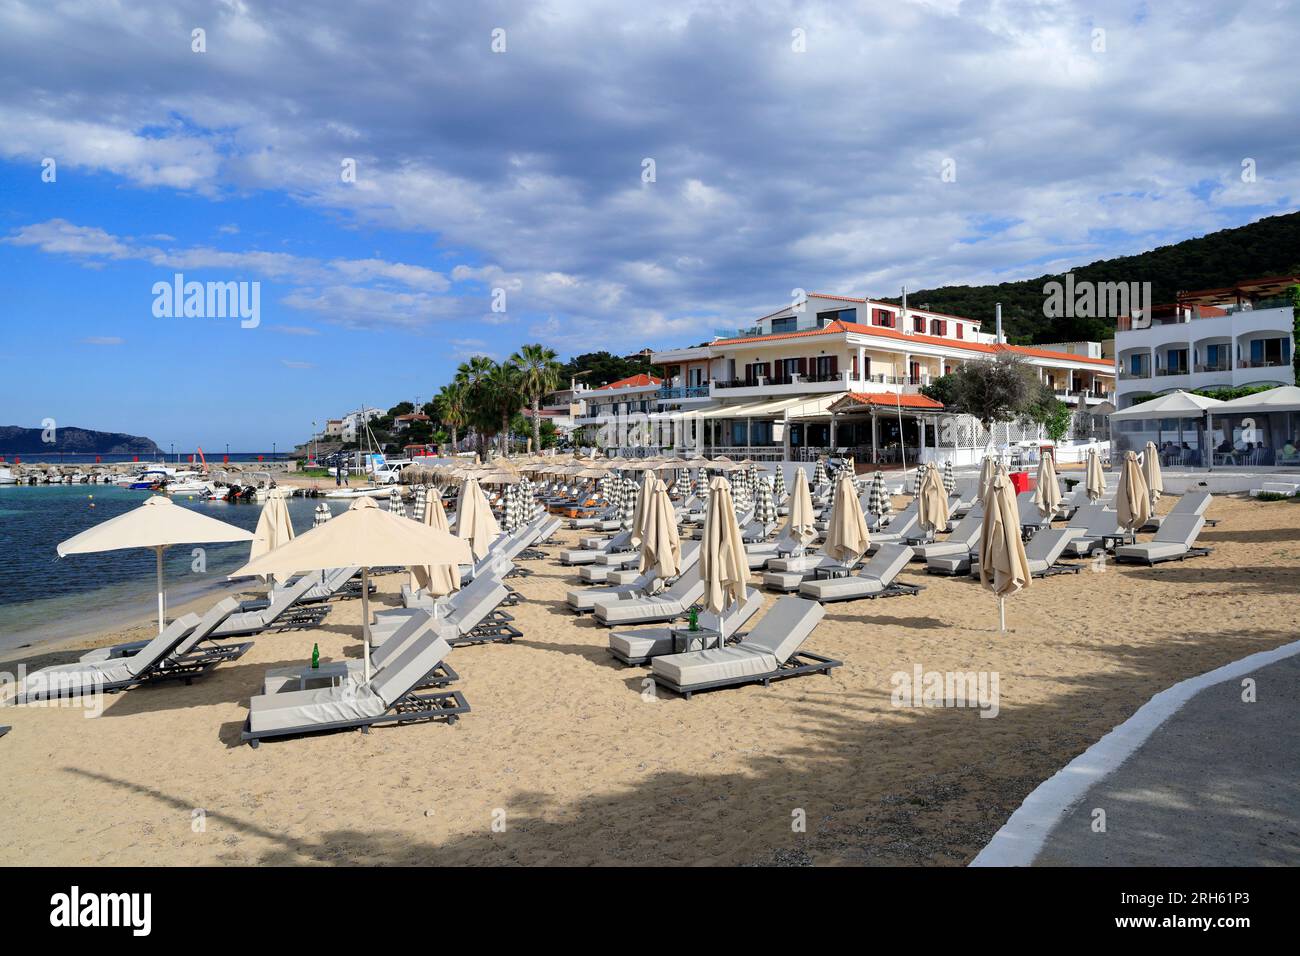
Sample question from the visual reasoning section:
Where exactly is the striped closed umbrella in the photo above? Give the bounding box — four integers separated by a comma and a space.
671, 469, 689, 499
755, 475, 777, 530
813, 457, 829, 487
617, 476, 635, 529
412, 485, 427, 523
943, 458, 955, 494
912, 465, 926, 497
388, 486, 401, 511
693, 468, 708, 501
772, 467, 787, 502
313, 502, 332, 528
866, 470, 889, 517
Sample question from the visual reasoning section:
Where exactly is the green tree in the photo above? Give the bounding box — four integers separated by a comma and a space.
946, 355, 1031, 444
511, 342, 563, 454
485, 361, 522, 456
455, 355, 498, 460
434, 381, 469, 454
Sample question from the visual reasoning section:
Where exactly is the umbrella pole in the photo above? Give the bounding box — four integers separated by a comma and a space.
999, 596, 1006, 633
155, 545, 166, 634
362, 568, 372, 684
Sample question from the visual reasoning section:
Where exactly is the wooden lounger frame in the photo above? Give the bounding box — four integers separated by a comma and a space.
451, 610, 522, 646
15, 641, 254, 704
241, 688, 470, 748
654, 650, 843, 700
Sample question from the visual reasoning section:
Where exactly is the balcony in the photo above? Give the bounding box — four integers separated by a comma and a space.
1238, 359, 1291, 370
656, 384, 711, 401
1194, 362, 1231, 373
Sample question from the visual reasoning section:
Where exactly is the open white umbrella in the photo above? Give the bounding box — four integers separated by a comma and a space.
1142, 440, 1164, 509
1034, 452, 1061, 519
58, 495, 254, 633
1116, 450, 1151, 532
979, 466, 1030, 632
456, 477, 500, 559
639, 478, 682, 584
700, 476, 749, 639
231, 497, 471, 682
1086, 447, 1105, 502
250, 487, 295, 585
783, 467, 817, 552
824, 473, 871, 565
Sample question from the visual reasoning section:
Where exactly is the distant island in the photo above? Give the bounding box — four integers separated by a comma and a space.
0, 425, 161, 456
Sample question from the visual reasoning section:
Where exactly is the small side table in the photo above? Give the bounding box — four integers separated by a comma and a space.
669, 626, 721, 654
1101, 532, 1135, 551
812, 565, 852, 580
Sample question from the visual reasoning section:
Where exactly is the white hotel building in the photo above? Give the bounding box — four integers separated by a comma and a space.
574, 292, 1117, 464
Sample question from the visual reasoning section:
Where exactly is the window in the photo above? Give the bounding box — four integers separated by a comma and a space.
1249, 337, 1290, 366
912, 316, 925, 333
929, 319, 947, 336
955, 324, 964, 339
816, 308, 857, 326
812, 355, 838, 381
872, 308, 895, 328
771, 316, 797, 334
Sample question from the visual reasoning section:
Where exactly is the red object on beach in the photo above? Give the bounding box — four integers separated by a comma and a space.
95, 455, 101, 463
133, 455, 139, 462
223, 455, 229, 464
1009, 470, 1032, 494
257, 455, 264, 461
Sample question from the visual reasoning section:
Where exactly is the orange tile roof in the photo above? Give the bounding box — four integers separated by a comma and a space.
713, 320, 1113, 367
596, 373, 663, 390
834, 392, 945, 410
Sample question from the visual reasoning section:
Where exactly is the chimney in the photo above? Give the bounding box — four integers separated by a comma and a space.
995, 302, 1003, 343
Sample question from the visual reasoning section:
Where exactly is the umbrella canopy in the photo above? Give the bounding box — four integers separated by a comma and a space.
411, 494, 460, 597
1116, 450, 1151, 531
455, 477, 500, 559
916, 463, 949, 535
1142, 440, 1165, 505
783, 467, 817, 548
772, 466, 787, 502
620, 475, 638, 529
824, 473, 871, 565
912, 465, 927, 497
866, 470, 889, 516
412, 485, 428, 523
250, 488, 295, 584
1086, 448, 1105, 502
1034, 453, 1061, 518
700, 476, 749, 625
231, 497, 472, 682
977, 454, 997, 503
942, 459, 955, 494
978, 469, 1031, 631
639, 478, 682, 583
812, 457, 829, 487
631, 469, 657, 547
59, 494, 254, 633
754, 475, 778, 529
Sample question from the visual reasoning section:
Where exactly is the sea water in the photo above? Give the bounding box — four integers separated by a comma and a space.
0, 485, 330, 652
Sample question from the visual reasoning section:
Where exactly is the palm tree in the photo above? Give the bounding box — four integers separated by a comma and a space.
485, 361, 522, 457
433, 382, 467, 453
510, 343, 563, 454
455, 355, 498, 460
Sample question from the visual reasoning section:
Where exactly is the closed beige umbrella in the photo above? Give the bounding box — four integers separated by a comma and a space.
977, 453, 997, 503
58, 494, 254, 633
1142, 440, 1164, 507
916, 462, 948, 538
978, 468, 1031, 632
1034, 452, 1061, 518
250, 487, 296, 586
230, 496, 471, 683
700, 476, 749, 638
783, 467, 816, 552
455, 477, 500, 559
1116, 450, 1151, 531
1086, 447, 1105, 502
824, 472, 871, 565
631, 469, 657, 548
411, 494, 460, 597
639, 478, 682, 584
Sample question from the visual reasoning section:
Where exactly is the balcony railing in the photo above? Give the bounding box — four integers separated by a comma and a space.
657, 384, 710, 400
1194, 362, 1231, 373
1238, 359, 1291, 369
1154, 366, 1190, 376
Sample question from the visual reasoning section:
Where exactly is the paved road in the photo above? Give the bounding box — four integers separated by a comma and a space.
1035, 655, 1300, 866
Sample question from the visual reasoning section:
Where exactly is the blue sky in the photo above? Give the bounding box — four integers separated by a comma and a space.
1, 0, 1296, 449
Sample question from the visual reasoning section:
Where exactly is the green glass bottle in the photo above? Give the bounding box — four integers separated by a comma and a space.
688, 607, 698, 632
311, 643, 320, 669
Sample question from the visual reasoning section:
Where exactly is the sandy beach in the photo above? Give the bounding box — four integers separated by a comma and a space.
1, 492, 1296, 867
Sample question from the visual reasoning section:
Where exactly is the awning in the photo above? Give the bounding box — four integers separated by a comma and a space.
1213, 385, 1300, 415
783, 395, 842, 421
1109, 390, 1226, 420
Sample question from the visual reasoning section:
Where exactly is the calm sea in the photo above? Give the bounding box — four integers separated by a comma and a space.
0, 485, 332, 652
1, 453, 284, 465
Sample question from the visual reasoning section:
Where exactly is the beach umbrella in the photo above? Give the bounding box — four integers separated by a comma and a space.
455, 477, 500, 559
1086, 448, 1105, 503
58, 494, 254, 634
866, 470, 889, 517
1034, 452, 1061, 518
916, 463, 949, 538
639, 478, 682, 583
631, 469, 657, 547
412, 485, 427, 523
1142, 440, 1164, 509
700, 476, 749, 638
411, 493, 460, 598
1116, 451, 1151, 532
977, 454, 997, 503
312, 502, 332, 528
813, 457, 829, 487
390, 496, 407, 520
670, 469, 689, 499
912, 464, 927, 498
824, 473, 871, 566
692, 468, 708, 501
772, 466, 787, 503
783, 467, 817, 551
978, 468, 1031, 632
620, 476, 638, 529
501, 483, 518, 534
755, 475, 778, 531
388, 486, 401, 512
943, 459, 955, 494
250, 488, 295, 585
230, 497, 471, 683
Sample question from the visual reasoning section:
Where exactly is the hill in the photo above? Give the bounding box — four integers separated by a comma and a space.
888, 210, 1300, 345
0, 425, 161, 456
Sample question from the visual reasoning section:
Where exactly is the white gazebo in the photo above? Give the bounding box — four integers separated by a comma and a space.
1109, 390, 1226, 468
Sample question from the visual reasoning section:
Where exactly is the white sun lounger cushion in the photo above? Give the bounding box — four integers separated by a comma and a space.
608, 589, 762, 662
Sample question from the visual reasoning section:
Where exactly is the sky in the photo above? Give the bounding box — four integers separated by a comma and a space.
1, 0, 1297, 450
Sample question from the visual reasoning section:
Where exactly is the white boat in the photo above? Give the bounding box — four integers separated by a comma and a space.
322, 486, 393, 500
0, 468, 15, 485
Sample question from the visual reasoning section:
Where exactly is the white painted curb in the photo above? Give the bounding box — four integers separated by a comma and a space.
970, 638, 1300, 867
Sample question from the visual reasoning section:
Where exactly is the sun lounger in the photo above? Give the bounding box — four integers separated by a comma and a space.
650, 597, 840, 699
762, 553, 849, 592
798, 544, 919, 602
865, 501, 920, 551
1023, 526, 1087, 576
14, 600, 249, 703
1017, 490, 1052, 534
1060, 504, 1121, 557
237, 566, 368, 612
210, 573, 331, 639
242, 631, 469, 748
569, 542, 702, 612
745, 528, 802, 571
608, 588, 763, 665
382, 571, 521, 645
1114, 514, 1210, 565
593, 565, 705, 626
911, 503, 983, 561
1144, 491, 1214, 531
578, 550, 642, 583
562, 527, 635, 565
